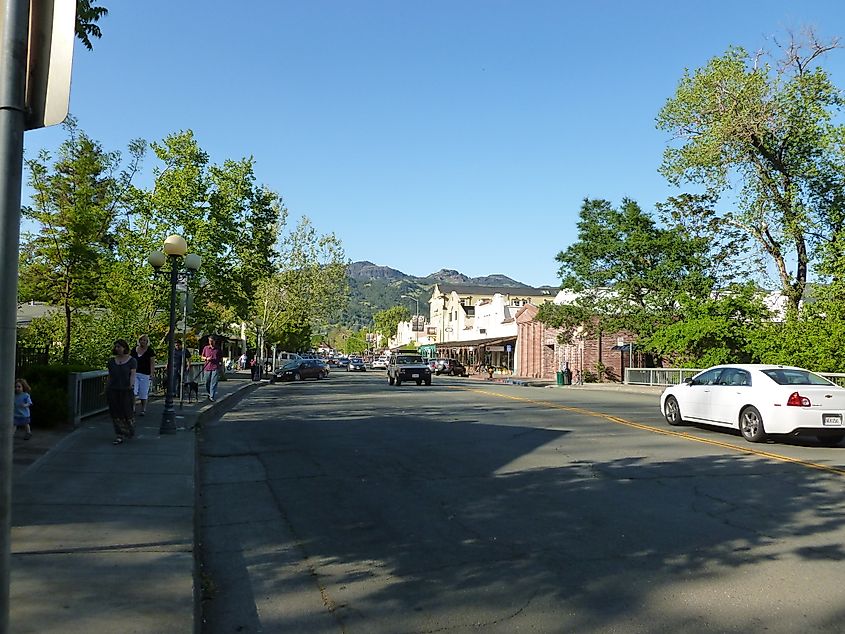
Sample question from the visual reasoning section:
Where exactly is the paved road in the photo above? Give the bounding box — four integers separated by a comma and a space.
198, 371, 845, 633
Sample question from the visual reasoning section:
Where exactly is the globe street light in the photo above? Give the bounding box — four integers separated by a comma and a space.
148, 234, 202, 434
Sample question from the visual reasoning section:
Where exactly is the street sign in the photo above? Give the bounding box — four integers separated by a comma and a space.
25, 0, 75, 130
506, 344, 512, 353
488, 345, 505, 352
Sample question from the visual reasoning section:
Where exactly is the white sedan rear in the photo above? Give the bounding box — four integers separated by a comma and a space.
660, 364, 845, 445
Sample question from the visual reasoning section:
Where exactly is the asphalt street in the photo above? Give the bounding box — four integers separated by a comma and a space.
197, 371, 845, 633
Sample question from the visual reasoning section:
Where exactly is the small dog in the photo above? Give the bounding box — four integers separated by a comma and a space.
183, 381, 199, 403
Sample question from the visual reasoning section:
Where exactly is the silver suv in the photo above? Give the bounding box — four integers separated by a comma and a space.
387, 352, 432, 386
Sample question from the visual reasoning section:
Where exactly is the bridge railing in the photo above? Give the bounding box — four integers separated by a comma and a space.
625, 367, 845, 387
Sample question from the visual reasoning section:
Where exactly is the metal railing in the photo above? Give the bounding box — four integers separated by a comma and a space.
625, 367, 845, 387
68, 362, 208, 426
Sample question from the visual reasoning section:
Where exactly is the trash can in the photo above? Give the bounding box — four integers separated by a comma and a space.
563, 368, 572, 385
556, 370, 564, 386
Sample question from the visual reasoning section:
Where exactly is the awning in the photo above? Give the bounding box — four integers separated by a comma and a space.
436, 336, 516, 350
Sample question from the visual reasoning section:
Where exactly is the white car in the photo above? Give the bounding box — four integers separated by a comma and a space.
660, 364, 845, 445
371, 356, 388, 370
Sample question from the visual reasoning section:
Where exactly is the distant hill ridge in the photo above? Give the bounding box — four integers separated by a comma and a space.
347, 261, 529, 287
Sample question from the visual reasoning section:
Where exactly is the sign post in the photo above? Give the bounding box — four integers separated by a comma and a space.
0, 1, 74, 629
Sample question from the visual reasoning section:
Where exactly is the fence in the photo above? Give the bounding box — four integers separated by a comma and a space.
15, 345, 49, 374
625, 367, 845, 388
68, 362, 207, 426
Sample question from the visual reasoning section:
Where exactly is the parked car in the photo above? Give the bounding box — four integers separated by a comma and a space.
435, 358, 468, 377
660, 364, 845, 445
270, 359, 329, 383
348, 357, 366, 372
426, 358, 438, 374
371, 356, 388, 370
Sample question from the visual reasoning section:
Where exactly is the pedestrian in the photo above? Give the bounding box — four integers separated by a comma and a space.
14, 378, 33, 440
169, 339, 190, 398
201, 335, 224, 401
131, 334, 155, 416
246, 348, 260, 381
238, 352, 247, 370
107, 338, 137, 445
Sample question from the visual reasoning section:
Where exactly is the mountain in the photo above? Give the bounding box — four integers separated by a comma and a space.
340, 261, 537, 327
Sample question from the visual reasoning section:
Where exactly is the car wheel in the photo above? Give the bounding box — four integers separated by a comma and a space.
740, 406, 767, 443
388, 375, 394, 385
664, 396, 683, 426
416, 379, 422, 386
817, 434, 845, 447
425, 378, 431, 386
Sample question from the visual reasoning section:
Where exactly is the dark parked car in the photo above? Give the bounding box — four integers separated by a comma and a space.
271, 359, 329, 382
435, 358, 468, 377
347, 357, 366, 372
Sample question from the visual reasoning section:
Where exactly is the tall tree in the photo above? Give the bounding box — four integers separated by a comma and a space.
538, 198, 714, 348
19, 118, 144, 363
656, 31, 844, 312
374, 305, 410, 345
138, 130, 284, 334
253, 217, 348, 351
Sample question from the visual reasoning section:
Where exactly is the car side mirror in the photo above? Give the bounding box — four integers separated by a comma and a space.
684, 377, 693, 385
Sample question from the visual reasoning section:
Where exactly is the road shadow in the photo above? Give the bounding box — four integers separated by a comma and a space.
199, 388, 845, 632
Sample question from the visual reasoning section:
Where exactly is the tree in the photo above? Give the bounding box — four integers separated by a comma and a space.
137, 130, 284, 334
374, 305, 410, 344
19, 118, 144, 363
657, 31, 844, 313
76, 0, 108, 51
538, 198, 714, 346
273, 217, 348, 330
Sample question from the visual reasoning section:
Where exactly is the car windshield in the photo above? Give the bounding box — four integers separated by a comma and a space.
397, 355, 422, 364
761, 368, 834, 386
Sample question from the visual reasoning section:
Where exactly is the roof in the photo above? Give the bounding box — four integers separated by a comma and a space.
432, 283, 556, 297
435, 335, 516, 349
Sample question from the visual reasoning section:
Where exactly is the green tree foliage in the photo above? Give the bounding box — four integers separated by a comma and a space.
644, 284, 772, 367
539, 198, 714, 343
373, 305, 410, 344
255, 216, 348, 350
539, 197, 773, 366
657, 32, 845, 312
19, 118, 145, 363
137, 130, 284, 333
76, 0, 108, 51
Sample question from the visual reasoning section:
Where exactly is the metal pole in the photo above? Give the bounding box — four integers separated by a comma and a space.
160, 258, 179, 434
0, 0, 29, 629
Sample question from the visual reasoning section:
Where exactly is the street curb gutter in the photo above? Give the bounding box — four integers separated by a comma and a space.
192, 380, 264, 633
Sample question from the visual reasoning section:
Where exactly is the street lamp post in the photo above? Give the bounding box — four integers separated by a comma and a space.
148, 234, 202, 434
401, 294, 420, 344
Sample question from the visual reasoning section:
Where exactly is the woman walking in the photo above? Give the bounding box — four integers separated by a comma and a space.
107, 339, 137, 445
131, 334, 155, 416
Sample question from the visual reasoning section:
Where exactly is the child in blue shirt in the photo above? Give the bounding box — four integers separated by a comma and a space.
14, 378, 33, 440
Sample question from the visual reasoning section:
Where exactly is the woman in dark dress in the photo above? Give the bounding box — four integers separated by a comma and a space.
107, 339, 137, 445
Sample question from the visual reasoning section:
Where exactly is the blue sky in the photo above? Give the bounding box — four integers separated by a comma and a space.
23, 0, 845, 287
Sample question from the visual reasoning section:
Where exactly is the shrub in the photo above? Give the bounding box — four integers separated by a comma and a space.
18, 363, 97, 428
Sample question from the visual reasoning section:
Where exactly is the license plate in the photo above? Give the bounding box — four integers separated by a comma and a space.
411, 374, 419, 378
823, 414, 843, 426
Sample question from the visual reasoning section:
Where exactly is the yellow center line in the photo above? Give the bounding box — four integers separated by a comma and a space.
451, 386, 845, 478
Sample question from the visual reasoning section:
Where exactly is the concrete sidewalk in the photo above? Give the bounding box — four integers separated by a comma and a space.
10, 371, 262, 633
